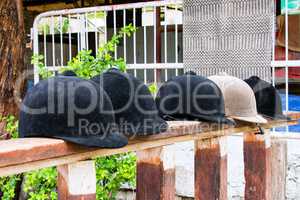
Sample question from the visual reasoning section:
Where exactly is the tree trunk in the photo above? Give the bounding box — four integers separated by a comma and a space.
0, 0, 26, 119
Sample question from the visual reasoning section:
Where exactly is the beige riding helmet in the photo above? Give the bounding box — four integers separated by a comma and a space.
208, 74, 267, 124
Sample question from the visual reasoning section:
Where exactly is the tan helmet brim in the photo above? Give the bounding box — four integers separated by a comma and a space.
230, 114, 268, 124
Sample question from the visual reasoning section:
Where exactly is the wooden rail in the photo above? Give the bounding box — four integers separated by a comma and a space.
0, 118, 298, 199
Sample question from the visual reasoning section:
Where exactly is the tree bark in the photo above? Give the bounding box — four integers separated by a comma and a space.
0, 0, 26, 118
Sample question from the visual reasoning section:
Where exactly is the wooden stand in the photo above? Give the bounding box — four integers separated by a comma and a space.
243, 132, 271, 200
195, 137, 227, 200
57, 161, 96, 200
270, 138, 287, 200
136, 145, 175, 200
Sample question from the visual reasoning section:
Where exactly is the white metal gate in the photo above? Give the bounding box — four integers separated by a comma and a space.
32, 0, 299, 119
32, 0, 184, 84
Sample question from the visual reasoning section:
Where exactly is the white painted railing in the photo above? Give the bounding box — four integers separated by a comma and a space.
32, 0, 184, 84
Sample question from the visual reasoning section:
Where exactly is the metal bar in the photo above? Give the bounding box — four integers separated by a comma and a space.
144, 7, 147, 64
143, 7, 147, 84
51, 16, 55, 67
45, 63, 183, 71
33, 19, 40, 83
44, 20, 47, 67
32, 0, 183, 19
94, 11, 98, 55
85, 12, 89, 50
271, 3, 275, 87
271, 4, 276, 131
175, 4, 179, 64
175, 4, 178, 63
285, 0, 289, 112
155, 6, 162, 83
144, 69, 147, 84
154, 6, 157, 64
133, 9, 136, 59
123, 9, 127, 62
133, 8, 137, 77
164, 5, 167, 82
164, 5, 167, 63
165, 69, 168, 81
77, 14, 80, 53
104, 11, 107, 43
68, 14, 72, 61
127, 63, 183, 69
114, 9, 117, 59
60, 15, 63, 66
271, 61, 300, 67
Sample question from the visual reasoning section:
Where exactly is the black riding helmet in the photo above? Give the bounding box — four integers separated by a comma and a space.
155, 74, 234, 124
244, 76, 289, 120
19, 76, 128, 148
91, 69, 168, 136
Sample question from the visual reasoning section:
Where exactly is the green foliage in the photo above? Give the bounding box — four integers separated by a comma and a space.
96, 154, 136, 200
0, 115, 18, 139
148, 83, 158, 96
38, 18, 70, 35
54, 18, 70, 34
23, 168, 58, 200
31, 54, 54, 79
0, 115, 20, 200
63, 24, 136, 79
21, 153, 136, 200
0, 175, 21, 200
24, 153, 136, 200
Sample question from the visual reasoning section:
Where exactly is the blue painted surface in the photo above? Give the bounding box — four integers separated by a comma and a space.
281, 94, 300, 112
276, 94, 300, 132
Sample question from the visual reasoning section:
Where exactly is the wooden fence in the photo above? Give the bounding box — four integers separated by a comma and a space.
0, 115, 298, 200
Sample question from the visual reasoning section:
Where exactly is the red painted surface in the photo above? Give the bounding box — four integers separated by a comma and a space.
275, 46, 300, 80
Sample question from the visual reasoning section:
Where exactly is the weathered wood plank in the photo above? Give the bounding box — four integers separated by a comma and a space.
270, 138, 287, 200
244, 132, 271, 200
57, 161, 96, 200
286, 111, 300, 120
0, 120, 296, 177
136, 145, 175, 200
195, 137, 227, 200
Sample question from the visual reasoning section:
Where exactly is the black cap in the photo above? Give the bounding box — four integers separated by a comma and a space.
19, 76, 128, 148
91, 69, 168, 136
244, 76, 290, 120
59, 70, 77, 77
156, 74, 235, 125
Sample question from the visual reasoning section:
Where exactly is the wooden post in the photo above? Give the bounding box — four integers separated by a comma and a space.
243, 132, 271, 200
270, 138, 287, 200
57, 160, 96, 200
195, 137, 227, 200
136, 145, 175, 200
